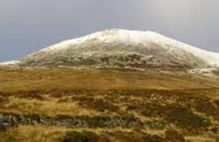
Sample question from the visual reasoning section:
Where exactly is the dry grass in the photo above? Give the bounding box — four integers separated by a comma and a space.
0, 96, 100, 117
0, 67, 219, 142
0, 125, 182, 142
0, 68, 218, 94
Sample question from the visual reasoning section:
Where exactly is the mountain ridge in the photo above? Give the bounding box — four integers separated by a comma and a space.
1, 29, 219, 69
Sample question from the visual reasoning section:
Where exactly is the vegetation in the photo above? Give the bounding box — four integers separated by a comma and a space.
0, 67, 219, 141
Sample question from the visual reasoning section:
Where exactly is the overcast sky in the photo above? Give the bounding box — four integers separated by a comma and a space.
0, 0, 219, 61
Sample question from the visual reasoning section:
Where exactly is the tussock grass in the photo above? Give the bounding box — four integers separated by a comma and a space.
0, 68, 218, 94
0, 68, 219, 141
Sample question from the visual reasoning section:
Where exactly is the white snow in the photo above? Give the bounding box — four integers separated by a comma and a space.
1, 29, 219, 68
39, 29, 219, 67
189, 68, 219, 77
0, 60, 20, 66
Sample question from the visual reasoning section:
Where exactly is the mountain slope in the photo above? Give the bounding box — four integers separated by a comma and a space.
0, 67, 219, 142
8, 29, 217, 69
1, 29, 219, 142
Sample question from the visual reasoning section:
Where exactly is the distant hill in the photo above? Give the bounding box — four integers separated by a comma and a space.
1, 29, 219, 70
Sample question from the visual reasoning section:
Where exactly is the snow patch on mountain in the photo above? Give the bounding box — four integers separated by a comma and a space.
0, 60, 20, 66
28, 29, 219, 67
1, 29, 219, 70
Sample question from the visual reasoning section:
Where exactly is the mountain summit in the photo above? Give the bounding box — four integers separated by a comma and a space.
2, 29, 219, 69
1, 30, 219, 141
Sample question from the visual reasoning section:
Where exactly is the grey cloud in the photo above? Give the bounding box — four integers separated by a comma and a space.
0, 0, 218, 61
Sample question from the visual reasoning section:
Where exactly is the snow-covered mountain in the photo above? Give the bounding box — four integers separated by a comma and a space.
1, 29, 219, 70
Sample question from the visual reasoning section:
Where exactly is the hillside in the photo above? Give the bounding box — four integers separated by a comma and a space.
0, 29, 219, 142
2, 29, 219, 70
0, 67, 218, 142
